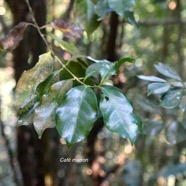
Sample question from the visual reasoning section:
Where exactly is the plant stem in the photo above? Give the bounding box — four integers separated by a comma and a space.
24, 0, 86, 86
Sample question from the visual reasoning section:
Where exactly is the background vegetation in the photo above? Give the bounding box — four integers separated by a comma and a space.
0, 0, 186, 186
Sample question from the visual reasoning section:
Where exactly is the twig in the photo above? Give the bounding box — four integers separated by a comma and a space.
24, 0, 86, 86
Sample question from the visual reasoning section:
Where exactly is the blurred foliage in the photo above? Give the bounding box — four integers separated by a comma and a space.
0, 0, 186, 185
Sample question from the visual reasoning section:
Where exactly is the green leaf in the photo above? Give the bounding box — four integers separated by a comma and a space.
56, 86, 98, 146
33, 80, 73, 137
85, 62, 115, 80
15, 52, 53, 110
108, 0, 136, 16
50, 34, 79, 55
160, 89, 183, 109
154, 63, 182, 81
74, 0, 100, 36
100, 85, 138, 144
36, 70, 60, 96
124, 11, 137, 26
116, 57, 134, 67
147, 82, 171, 95
17, 96, 40, 126
94, 0, 112, 20
138, 75, 166, 82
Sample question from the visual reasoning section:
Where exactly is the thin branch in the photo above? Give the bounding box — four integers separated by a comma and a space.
24, 0, 86, 86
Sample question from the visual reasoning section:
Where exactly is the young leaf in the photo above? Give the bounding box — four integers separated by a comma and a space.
147, 82, 171, 95
94, 0, 112, 20
100, 85, 138, 144
85, 62, 115, 79
160, 89, 183, 109
56, 86, 98, 146
48, 19, 83, 38
33, 80, 73, 137
0, 22, 29, 50
15, 52, 53, 110
138, 75, 166, 82
108, 0, 136, 17
154, 63, 182, 81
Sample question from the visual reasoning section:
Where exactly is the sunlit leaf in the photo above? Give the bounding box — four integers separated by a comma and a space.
0, 22, 29, 50
56, 86, 98, 146
147, 82, 171, 95
154, 63, 182, 81
138, 75, 166, 82
160, 89, 183, 109
33, 80, 73, 137
100, 85, 138, 144
48, 19, 83, 38
15, 52, 53, 110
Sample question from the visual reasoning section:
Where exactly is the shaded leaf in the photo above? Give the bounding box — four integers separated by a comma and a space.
108, 0, 136, 16
0, 22, 29, 50
144, 120, 163, 136
160, 89, 183, 109
18, 96, 40, 126
124, 11, 138, 26
74, 0, 100, 36
116, 57, 134, 68
157, 163, 186, 178
48, 19, 83, 38
100, 85, 138, 144
50, 34, 79, 55
154, 63, 182, 81
147, 82, 171, 95
33, 80, 73, 137
166, 122, 186, 144
15, 52, 53, 110
138, 75, 166, 82
56, 86, 98, 146
94, 0, 112, 20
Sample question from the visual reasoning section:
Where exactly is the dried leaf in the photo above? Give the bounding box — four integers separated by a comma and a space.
0, 22, 29, 50
48, 19, 83, 38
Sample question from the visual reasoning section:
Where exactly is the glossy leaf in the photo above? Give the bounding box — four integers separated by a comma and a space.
138, 75, 166, 82
154, 63, 182, 81
56, 86, 98, 146
160, 89, 183, 109
108, 0, 136, 16
94, 0, 112, 20
33, 80, 73, 137
85, 62, 115, 80
15, 52, 53, 110
100, 85, 138, 144
0, 22, 29, 50
147, 82, 171, 95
